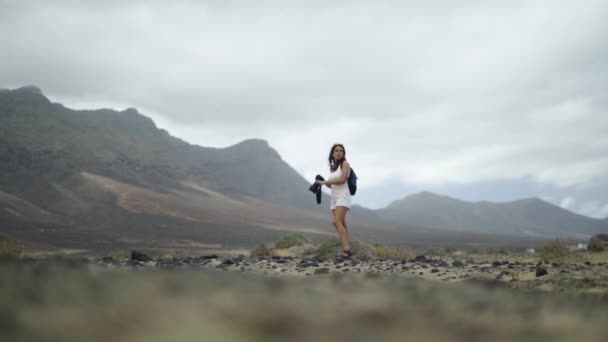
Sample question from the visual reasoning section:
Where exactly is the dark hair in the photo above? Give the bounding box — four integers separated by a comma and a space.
328, 144, 347, 172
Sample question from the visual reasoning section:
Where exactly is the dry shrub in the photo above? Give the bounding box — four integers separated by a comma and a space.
314, 239, 375, 259
109, 250, 130, 260
275, 243, 317, 257
250, 243, 273, 258
373, 244, 414, 260
536, 240, 571, 261
588, 234, 608, 252
0, 235, 23, 258
0, 236, 23, 258
274, 233, 310, 249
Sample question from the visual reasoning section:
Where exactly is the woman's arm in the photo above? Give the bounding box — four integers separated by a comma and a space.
315, 179, 332, 188
324, 161, 350, 186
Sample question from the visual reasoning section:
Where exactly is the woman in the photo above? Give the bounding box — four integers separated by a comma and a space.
316, 143, 353, 259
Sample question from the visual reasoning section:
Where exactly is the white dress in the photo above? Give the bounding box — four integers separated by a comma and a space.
327, 166, 351, 210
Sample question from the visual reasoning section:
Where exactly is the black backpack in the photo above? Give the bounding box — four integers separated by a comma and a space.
345, 166, 357, 196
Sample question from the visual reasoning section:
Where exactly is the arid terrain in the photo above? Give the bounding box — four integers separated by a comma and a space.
3, 237, 608, 342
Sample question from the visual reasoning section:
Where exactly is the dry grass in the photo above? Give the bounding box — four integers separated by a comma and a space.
250, 244, 274, 258
536, 240, 572, 262
0, 235, 23, 258
589, 234, 608, 252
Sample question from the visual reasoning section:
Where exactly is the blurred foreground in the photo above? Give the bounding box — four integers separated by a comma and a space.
2, 259, 608, 342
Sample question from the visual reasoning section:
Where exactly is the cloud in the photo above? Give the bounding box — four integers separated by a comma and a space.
558, 196, 608, 219
560, 196, 576, 210
1, 0, 608, 195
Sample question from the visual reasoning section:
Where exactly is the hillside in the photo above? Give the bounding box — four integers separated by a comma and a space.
377, 191, 608, 238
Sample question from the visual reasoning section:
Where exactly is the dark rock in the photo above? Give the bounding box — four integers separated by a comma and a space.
431, 268, 440, 273
536, 267, 548, 277
300, 261, 315, 268
102, 256, 115, 263
314, 267, 330, 275
491, 261, 501, 267
452, 260, 464, 267
436, 260, 449, 267
221, 259, 235, 266
130, 250, 152, 262
200, 255, 218, 260
414, 255, 429, 262
126, 259, 143, 266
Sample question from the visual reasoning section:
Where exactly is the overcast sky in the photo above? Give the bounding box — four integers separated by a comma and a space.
1, 0, 607, 218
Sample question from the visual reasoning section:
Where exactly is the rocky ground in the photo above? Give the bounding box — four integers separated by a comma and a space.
2, 256, 608, 342
97, 250, 608, 294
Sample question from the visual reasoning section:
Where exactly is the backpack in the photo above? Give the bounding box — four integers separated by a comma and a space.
345, 166, 357, 196
338, 163, 358, 196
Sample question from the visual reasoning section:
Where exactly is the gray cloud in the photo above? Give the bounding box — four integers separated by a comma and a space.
1, 0, 608, 209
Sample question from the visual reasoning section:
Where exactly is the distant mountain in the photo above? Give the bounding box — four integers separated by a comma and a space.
377, 191, 608, 238
0, 86, 340, 251
0, 85, 327, 210
0, 86, 570, 252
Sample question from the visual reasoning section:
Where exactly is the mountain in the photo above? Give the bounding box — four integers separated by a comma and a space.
0, 86, 341, 251
377, 191, 608, 238
0, 86, 327, 210
0, 86, 569, 253
1, 86, 484, 253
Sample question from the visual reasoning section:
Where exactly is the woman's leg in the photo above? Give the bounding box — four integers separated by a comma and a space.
334, 206, 350, 252
342, 211, 349, 238
331, 209, 347, 250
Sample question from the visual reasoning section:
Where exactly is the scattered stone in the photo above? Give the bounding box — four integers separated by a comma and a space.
102, 256, 115, 263
130, 250, 152, 262
536, 267, 548, 277
413, 255, 429, 262
452, 260, 464, 267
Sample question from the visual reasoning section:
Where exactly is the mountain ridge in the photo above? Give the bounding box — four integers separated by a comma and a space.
378, 191, 607, 237
0, 85, 603, 252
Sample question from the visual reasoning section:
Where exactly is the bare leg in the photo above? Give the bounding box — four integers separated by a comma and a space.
342, 213, 349, 240
331, 209, 347, 250
334, 206, 350, 253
